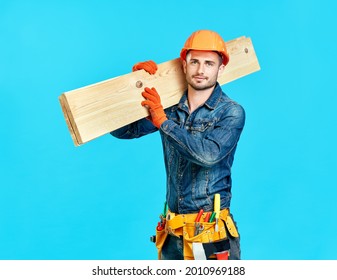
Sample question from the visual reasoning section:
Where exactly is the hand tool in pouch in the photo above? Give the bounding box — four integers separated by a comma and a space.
194, 209, 204, 236
214, 194, 220, 232
204, 212, 211, 222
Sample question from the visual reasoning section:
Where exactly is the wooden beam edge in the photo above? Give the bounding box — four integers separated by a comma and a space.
59, 94, 82, 146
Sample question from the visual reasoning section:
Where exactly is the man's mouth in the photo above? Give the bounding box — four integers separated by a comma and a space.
193, 75, 207, 81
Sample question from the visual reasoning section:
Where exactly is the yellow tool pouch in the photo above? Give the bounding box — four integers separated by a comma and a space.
154, 227, 168, 260
155, 209, 239, 260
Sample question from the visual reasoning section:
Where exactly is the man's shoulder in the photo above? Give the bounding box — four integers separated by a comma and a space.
214, 93, 245, 128
219, 91, 244, 111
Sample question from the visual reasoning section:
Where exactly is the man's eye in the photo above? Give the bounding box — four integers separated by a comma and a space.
205, 61, 215, 66
190, 60, 198, 65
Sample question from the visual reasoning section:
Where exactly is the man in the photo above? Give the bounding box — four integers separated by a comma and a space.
111, 30, 245, 260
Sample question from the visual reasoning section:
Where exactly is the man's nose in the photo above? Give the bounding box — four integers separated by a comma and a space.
197, 63, 205, 74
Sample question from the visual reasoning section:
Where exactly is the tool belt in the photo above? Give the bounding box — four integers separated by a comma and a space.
154, 208, 239, 260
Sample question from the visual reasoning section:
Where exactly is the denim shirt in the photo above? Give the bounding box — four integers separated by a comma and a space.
111, 83, 245, 214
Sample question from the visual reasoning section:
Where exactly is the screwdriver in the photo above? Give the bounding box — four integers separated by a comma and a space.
214, 193, 220, 232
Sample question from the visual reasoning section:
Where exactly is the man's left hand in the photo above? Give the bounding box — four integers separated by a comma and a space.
141, 87, 168, 129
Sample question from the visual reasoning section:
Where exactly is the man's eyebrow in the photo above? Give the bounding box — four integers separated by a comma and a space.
190, 58, 216, 63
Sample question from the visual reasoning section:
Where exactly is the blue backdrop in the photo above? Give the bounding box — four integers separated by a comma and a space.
1, 0, 336, 260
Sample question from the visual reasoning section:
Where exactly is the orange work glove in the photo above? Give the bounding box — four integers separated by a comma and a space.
132, 60, 158, 75
141, 87, 168, 128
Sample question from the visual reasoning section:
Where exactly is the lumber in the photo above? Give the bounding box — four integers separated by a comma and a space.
59, 36, 260, 146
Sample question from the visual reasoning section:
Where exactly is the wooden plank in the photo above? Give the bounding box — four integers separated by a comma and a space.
59, 36, 260, 146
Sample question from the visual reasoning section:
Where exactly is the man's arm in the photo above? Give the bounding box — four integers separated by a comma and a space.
141, 86, 245, 166
161, 104, 245, 167
111, 61, 159, 139
110, 118, 158, 139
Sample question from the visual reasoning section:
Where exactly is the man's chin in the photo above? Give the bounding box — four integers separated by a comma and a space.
189, 82, 216, 91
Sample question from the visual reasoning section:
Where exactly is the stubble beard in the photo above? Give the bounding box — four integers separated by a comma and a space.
187, 75, 218, 91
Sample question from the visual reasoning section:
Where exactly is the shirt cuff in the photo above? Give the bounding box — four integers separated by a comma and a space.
160, 119, 176, 134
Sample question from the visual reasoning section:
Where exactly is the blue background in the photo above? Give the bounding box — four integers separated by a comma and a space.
1, 0, 336, 260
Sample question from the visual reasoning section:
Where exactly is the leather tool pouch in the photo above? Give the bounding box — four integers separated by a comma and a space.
155, 220, 168, 260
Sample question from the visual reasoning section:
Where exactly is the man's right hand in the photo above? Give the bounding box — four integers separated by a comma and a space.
132, 60, 158, 75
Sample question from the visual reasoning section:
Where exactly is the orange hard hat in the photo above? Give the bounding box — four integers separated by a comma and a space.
180, 30, 229, 66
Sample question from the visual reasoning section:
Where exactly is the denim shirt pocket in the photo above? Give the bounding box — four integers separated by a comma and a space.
188, 119, 215, 134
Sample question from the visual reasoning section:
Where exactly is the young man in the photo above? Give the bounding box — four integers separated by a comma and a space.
111, 30, 245, 260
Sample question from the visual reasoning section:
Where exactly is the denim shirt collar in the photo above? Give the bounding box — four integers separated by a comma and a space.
178, 82, 223, 112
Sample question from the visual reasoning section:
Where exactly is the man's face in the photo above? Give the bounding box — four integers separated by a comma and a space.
182, 50, 225, 91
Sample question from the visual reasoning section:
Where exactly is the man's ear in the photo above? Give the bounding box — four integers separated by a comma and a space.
182, 60, 187, 74
218, 64, 225, 75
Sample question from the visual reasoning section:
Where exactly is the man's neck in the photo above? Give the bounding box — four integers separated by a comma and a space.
187, 85, 215, 113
